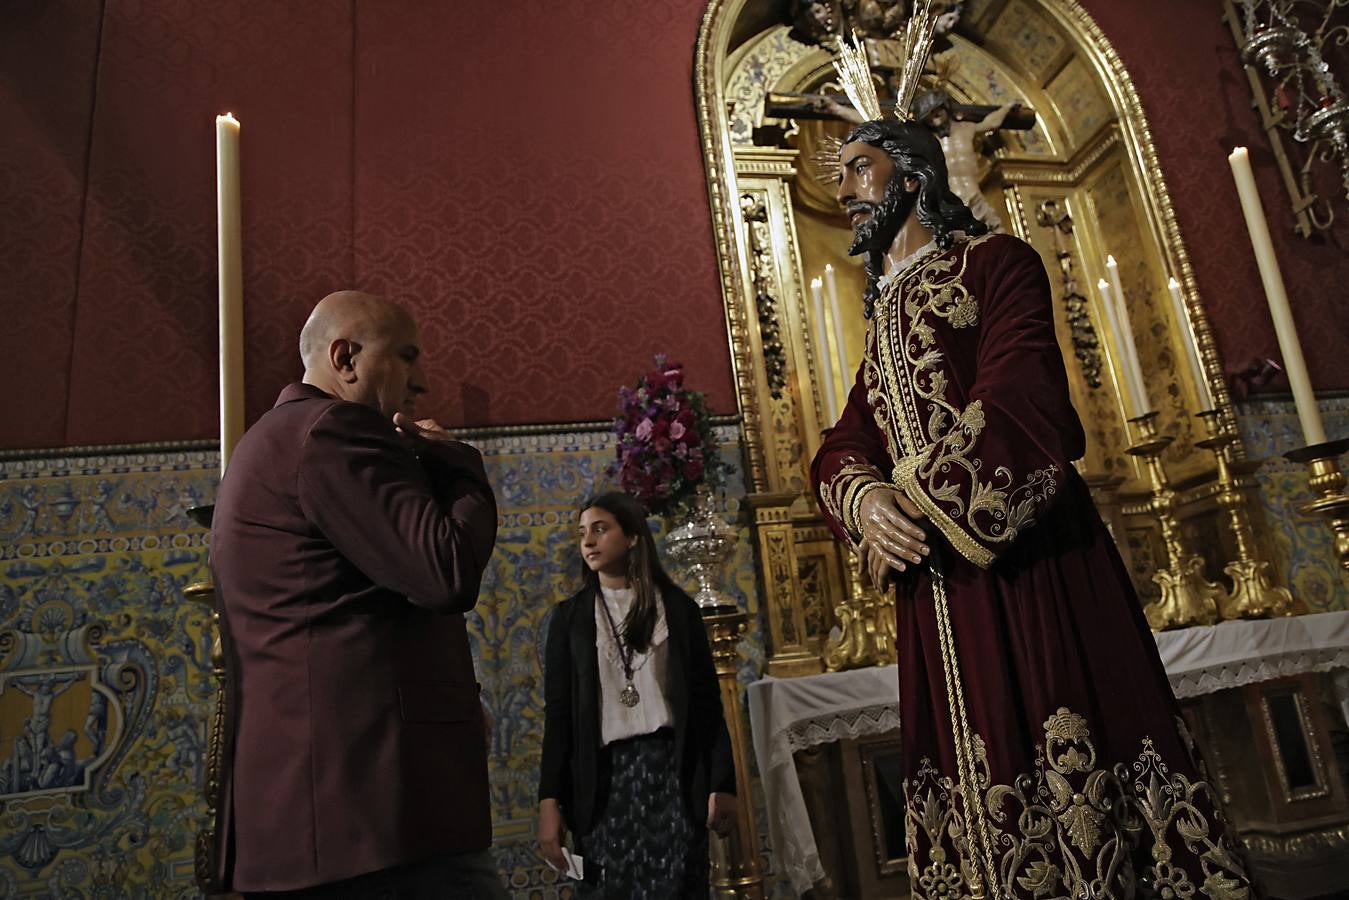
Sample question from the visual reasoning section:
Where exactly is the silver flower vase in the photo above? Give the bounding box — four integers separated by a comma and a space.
664, 488, 738, 611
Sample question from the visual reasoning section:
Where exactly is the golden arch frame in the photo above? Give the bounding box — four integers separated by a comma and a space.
692, 0, 1262, 673
693, 0, 1239, 500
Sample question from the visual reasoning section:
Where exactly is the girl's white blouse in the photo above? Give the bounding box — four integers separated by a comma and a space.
595, 585, 675, 746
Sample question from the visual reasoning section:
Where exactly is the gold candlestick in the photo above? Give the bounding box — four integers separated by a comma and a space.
1194, 411, 1297, 619
184, 504, 229, 895
1126, 413, 1226, 629
1284, 437, 1349, 575
823, 549, 897, 671
702, 606, 765, 899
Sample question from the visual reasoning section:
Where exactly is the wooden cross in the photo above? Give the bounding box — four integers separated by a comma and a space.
763, 89, 1036, 131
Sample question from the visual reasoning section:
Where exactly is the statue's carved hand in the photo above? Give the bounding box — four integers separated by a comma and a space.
856, 487, 929, 590
812, 95, 863, 124
858, 538, 896, 592
985, 102, 1016, 131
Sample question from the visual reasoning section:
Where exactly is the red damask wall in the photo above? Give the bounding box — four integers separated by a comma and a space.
2, 1, 1345, 450
1081, 0, 1348, 409
2, 0, 729, 448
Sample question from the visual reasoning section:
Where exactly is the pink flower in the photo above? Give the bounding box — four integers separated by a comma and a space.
611, 354, 722, 516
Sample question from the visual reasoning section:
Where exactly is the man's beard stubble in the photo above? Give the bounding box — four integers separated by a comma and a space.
848, 174, 917, 256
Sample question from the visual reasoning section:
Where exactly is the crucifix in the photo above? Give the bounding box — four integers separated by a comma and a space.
763, 32, 1038, 230
763, 88, 1035, 129
767, 84, 1035, 232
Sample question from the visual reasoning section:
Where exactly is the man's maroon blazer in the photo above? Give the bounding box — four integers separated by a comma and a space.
208, 383, 499, 892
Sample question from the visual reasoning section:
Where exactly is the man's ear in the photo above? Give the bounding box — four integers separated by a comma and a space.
331, 338, 360, 384
904, 176, 920, 193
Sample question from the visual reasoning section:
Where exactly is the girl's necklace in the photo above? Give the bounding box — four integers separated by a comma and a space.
598, 591, 641, 707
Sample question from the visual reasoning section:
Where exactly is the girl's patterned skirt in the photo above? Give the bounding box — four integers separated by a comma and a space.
576, 728, 708, 899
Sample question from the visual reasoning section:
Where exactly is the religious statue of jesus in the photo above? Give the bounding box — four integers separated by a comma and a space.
811, 86, 1018, 230
810, 49, 1257, 897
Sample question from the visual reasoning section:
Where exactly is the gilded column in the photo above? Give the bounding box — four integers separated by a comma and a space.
748, 491, 822, 676
703, 608, 765, 899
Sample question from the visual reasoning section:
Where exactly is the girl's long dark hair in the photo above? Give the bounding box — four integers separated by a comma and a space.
843, 119, 988, 318
578, 491, 674, 653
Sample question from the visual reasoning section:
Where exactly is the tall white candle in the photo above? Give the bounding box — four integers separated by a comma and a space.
1227, 147, 1327, 445
1167, 277, 1214, 411
1099, 270, 1149, 418
1097, 278, 1137, 417
216, 113, 245, 475
811, 277, 839, 424
823, 264, 850, 393
1104, 255, 1150, 417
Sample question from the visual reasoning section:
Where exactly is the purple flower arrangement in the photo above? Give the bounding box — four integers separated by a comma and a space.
609, 355, 723, 517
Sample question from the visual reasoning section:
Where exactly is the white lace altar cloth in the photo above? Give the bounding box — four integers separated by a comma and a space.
747, 610, 1349, 895
1157, 610, 1349, 697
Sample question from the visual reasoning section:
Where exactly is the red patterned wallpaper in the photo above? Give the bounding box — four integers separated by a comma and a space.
350, 2, 730, 428
2, 1, 1344, 449
1080, 0, 1348, 401
2, 0, 728, 447
63, 1, 356, 446
1, 0, 101, 448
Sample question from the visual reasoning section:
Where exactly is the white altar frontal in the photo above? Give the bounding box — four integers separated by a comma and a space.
747, 610, 1349, 896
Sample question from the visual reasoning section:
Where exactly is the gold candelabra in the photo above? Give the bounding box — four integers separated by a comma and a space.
1284, 437, 1349, 575
184, 504, 228, 895
1126, 413, 1225, 630
702, 606, 766, 899
823, 549, 897, 671
1195, 411, 1297, 619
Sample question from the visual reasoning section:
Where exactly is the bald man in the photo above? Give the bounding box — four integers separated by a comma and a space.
208, 292, 506, 898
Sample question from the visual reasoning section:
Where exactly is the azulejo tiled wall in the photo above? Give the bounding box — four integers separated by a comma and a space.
0, 426, 775, 898
1233, 397, 1349, 613
0, 446, 217, 897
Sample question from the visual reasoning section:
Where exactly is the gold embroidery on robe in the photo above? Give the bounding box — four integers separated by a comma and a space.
867, 236, 1058, 568
903, 707, 1253, 900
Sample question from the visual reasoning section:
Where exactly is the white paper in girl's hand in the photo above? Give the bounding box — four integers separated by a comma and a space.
561, 848, 585, 880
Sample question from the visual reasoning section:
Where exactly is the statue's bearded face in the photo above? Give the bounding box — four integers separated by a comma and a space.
836, 140, 916, 255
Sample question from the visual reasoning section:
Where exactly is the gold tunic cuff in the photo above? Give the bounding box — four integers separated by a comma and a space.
821, 460, 888, 550
894, 453, 996, 570
844, 477, 889, 544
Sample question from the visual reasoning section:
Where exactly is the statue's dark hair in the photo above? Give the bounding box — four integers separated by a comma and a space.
843, 119, 988, 318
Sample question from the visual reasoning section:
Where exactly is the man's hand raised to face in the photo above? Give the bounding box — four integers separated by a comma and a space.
856, 487, 929, 592
393, 413, 455, 444
392, 413, 488, 475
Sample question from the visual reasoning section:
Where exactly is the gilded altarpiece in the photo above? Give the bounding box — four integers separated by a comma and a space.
699, 1, 1348, 893
696, 0, 1293, 671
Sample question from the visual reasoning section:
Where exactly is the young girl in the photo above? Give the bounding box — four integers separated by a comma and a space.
537, 491, 737, 897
